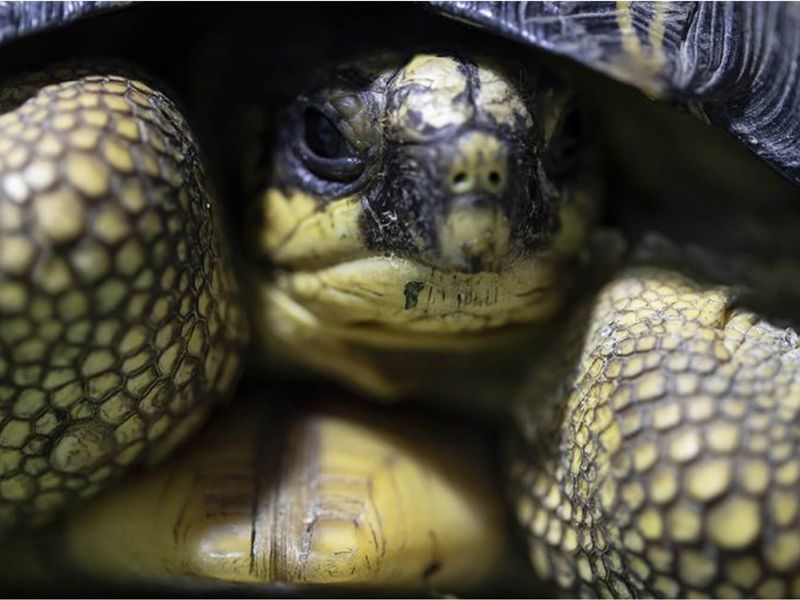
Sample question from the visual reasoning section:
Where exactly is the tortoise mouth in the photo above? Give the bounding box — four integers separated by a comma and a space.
255, 253, 570, 398
265, 253, 565, 339
257, 188, 526, 275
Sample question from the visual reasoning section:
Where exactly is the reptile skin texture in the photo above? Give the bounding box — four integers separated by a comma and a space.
514, 263, 800, 598
0, 72, 247, 533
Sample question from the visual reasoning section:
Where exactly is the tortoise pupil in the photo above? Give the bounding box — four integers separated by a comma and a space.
304, 108, 348, 159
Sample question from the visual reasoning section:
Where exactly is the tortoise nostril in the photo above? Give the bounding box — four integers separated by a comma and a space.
487, 171, 502, 187
451, 171, 471, 193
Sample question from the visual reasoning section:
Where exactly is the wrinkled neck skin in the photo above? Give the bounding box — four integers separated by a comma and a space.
245, 52, 602, 410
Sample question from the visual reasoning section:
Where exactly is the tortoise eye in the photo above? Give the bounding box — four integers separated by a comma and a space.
304, 108, 350, 159
300, 108, 364, 182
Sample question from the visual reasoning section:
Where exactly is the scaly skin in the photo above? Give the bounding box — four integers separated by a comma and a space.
0, 72, 247, 533
3, 59, 800, 598
513, 251, 800, 598
0, 64, 530, 595
254, 54, 597, 400
0, 393, 515, 594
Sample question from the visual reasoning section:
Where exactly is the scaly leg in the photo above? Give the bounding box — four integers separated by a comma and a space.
513, 238, 800, 598
0, 69, 247, 532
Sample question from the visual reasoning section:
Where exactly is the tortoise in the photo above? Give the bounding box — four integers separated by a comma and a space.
0, 2, 799, 597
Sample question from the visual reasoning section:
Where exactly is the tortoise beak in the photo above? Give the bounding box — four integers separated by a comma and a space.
438, 130, 512, 272
385, 124, 530, 274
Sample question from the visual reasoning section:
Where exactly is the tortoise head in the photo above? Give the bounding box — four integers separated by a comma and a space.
253, 53, 600, 396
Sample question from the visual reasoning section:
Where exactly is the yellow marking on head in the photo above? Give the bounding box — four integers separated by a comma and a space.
475, 63, 532, 129
439, 208, 510, 271
276, 254, 563, 334
257, 281, 542, 400
448, 131, 508, 195
391, 55, 473, 141
259, 187, 365, 268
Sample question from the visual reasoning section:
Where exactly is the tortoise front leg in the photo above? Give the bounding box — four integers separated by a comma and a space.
513, 251, 800, 598
0, 390, 530, 596
0, 69, 247, 533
